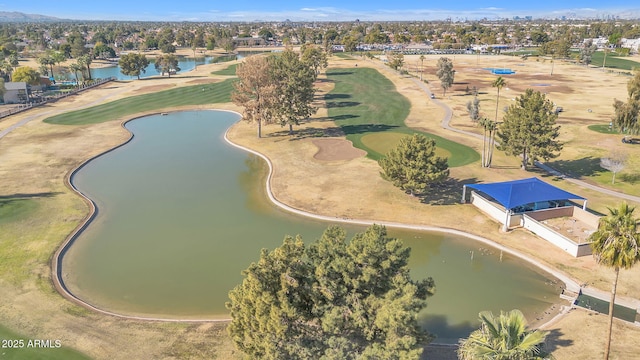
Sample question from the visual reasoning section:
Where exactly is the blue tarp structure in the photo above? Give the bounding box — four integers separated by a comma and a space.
464, 177, 585, 210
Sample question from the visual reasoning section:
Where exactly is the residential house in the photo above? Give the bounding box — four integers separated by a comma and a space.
3, 82, 29, 104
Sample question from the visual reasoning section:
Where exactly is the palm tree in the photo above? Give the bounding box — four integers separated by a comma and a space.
69, 63, 83, 85
77, 55, 92, 80
419, 54, 425, 81
479, 117, 489, 167
602, 48, 611, 69
52, 51, 67, 71
492, 76, 506, 123
488, 76, 506, 167
479, 117, 498, 168
589, 203, 640, 360
458, 309, 552, 360
0, 60, 12, 82
37, 54, 55, 78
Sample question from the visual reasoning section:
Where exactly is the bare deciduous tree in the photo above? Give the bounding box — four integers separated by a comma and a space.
601, 152, 628, 184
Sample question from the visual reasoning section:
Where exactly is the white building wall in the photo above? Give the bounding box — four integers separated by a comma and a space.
522, 214, 592, 257
621, 38, 640, 53
470, 192, 506, 223
467, 191, 593, 257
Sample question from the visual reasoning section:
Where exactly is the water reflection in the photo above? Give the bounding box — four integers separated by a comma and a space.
238, 154, 271, 214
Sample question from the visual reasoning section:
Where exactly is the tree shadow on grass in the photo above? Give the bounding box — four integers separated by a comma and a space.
420, 177, 478, 205
0, 192, 61, 201
326, 71, 354, 76
526, 167, 566, 181
313, 114, 359, 122
330, 114, 359, 121
326, 101, 361, 108
324, 93, 351, 100
543, 328, 574, 354
269, 124, 399, 140
341, 124, 399, 135
619, 173, 640, 184
546, 157, 605, 178
268, 125, 344, 140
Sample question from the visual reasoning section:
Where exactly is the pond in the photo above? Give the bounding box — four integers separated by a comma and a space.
61, 110, 558, 343
87, 55, 231, 80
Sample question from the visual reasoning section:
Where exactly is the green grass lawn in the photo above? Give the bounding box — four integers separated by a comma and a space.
587, 124, 640, 141
505, 48, 541, 57
332, 52, 351, 59
588, 124, 619, 134
325, 67, 479, 166
548, 155, 640, 195
44, 79, 236, 125
361, 132, 452, 159
0, 197, 43, 284
0, 325, 92, 360
210, 64, 238, 76
0, 197, 39, 227
591, 51, 640, 71
568, 50, 640, 71
546, 133, 640, 195
509, 49, 639, 71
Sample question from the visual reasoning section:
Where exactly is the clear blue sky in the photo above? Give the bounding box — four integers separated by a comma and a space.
2, 1, 639, 21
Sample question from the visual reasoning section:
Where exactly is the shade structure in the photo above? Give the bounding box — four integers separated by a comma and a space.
464, 177, 585, 210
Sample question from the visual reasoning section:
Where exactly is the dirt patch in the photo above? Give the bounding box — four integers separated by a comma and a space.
311, 138, 366, 161
132, 84, 176, 93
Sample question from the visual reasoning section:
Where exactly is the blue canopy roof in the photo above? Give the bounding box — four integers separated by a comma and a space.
465, 177, 585, 210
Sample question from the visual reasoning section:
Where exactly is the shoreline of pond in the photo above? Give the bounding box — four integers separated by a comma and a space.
49, 109, 578, 332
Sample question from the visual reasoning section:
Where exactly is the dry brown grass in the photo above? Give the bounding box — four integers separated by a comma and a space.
410, 54, 640, 195
542, 307, 640, 360
1, 53, 640, 359
0, 62, 243, 360
227, 55, 640, 358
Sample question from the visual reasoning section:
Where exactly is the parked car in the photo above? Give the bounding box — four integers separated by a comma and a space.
554, 106, 563, 114
430, 93, 435, 99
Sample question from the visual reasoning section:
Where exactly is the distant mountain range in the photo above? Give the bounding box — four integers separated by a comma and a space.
0, 11, 63, 22
0, 9, 638, 23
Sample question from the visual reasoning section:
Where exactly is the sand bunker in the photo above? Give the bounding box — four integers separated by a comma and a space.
312, 138, 366, 161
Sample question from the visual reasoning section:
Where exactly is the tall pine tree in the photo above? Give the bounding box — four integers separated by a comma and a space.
497, 89, 562, 170
226, 225, 435, 360
379, 134, 449, 196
